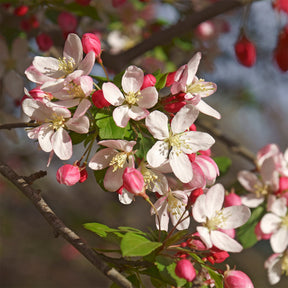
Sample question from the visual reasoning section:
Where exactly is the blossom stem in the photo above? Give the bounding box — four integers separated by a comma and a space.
99, 60, 110, 81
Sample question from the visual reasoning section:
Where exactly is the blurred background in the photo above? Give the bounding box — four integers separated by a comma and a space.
0, 0, 288, 287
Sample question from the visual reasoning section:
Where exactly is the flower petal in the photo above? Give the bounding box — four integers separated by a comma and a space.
147, 141, 169, 168
63, 33, 83, 66
128, 106, 149, 121
119, 189, 134, 205
98, 139, 136, 152
197, 226, 212, 249
220, 206, 251, 229
51, 127, 72, 160
186, 52, 201, 85
78, 51, 95, 75
205, 184, 225, 219
195, 99, 221, 119
104, 165, 125, 191
102, 82, 124, 106
122, 65, 144, 94
270, 227, 288, 253
138, 86, 158, 108
260, 213, 282, 234
88, 148, 117, 170
210, 230, 243, 252
193, 194, 207, 223
145, 110, 169, 140
113, 105, 130, 127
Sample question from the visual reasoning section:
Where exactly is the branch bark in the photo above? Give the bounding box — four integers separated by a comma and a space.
102, 0, 260, 72
0, 161, 133, 288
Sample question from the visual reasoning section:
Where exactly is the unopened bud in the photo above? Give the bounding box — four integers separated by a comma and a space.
224, 268, 254, 288
141, 74, 156, 89
82, 33, 102, 58
122, 167, 146, 197
234, 33, 256, 67
175, 259, 196, 282
56, 164, 80, 186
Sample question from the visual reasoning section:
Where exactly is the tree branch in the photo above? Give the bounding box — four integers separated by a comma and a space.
0, 161, 133, 288
0, 122, 38, 130
102, 0, 261, 72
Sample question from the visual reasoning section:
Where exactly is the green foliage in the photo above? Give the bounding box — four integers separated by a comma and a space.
120, 232, 162, 257
213, 156, 232, 175
95, 111, 133, 140
203, 266, 223, 288
135, 132, 155, 160
236, 205, 265, 248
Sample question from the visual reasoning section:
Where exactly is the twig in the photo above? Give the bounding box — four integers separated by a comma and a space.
196, 119, 256, 164
102, 0, 262, 72
0, 122, 38, 130
0, 161, 133, 288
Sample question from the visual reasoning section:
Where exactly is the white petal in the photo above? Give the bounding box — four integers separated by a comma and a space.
153, 197, 169, 231
267, 257, 282, 285
210, 230, 243, 252
33, 56, 60, 77
145, 110, 169, 140
205, 184, 225, 219
169, 150, 193, 183
102, 82, 124, 106
66, 115, 89, 134
73, 98, 91, 118
38, 124, 53, 152
220, 206, 251, 229
241, 194, 265, 208
128, 106, 149, 121
260, 213, 281, 234
238, 170, 261, 193
182, 131, 215, 153
171, 210, 190, 230
88, 148, 117, 170
197, 226, 212, 249
25, 65, 54, 84
113, 105, 130, 127
119, 189, 134, 205
138, 87, 158, 108
78, 51, 95, 75
63, 33, 83, 66
195, 99, 221, 119
186, 52, 201, 85
270, 227, 288, 253
51, 127, 72, 160
98, 139, 136, 152
171, 104, 199, 134
193, 194, 207, 223
270, 197, 287, 217
104, 166, 125, 191
122, 65, 144, 94
146, 141, 169, 168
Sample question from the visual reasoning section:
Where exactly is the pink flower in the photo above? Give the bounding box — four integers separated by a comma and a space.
224, 269, 254, 288
82, 33, 102, 59
193, 184, 251, 252
145, 105, 215, 183
56, 164, 81, 186
171, 52, 220, 119
175, 259, 196, 282
102, 65, 158, 127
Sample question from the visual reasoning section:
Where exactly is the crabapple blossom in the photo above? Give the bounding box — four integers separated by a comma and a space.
22, 98, 90, 160
88, 140, 136, 204
192, 183, 251, 252
260, 196, 288, 253
29, 33, 95, 82
102, 65, 158, 127
171, 52, 220, 119
145, 105, 215, 183
265, 250, 288, 285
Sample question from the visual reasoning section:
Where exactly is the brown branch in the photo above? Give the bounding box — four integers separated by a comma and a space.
102, 0, 261, 72
0, 122, 38, 130
197, 119, 256, 164
0, 161, 133, 288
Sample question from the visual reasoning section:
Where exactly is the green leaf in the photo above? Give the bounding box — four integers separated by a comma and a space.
69, 131, 87, 145
213, 157, 232, 175
155, 73, 168, 91
110, 274, 140, 288
95, 111, 133, 140
118, 226, 147, 236
93, 167, 108, 191
163, 230, 188, 247
113, 71, 125, 88
135, 132, 155, 160
173, 37, 194, 51
203, 265, 223, 288
120, 233, 162, 257
236, 205, 265, 248
83, 223, 119, 237
155, 256, 186, 287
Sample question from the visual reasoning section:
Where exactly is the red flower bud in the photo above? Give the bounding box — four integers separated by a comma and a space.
36, 33, 53, 52
141, 74, 156, 90
165, 71, 176, 87
14, 5, 29, 16
56, 164, 81, 186
188, 188, 204, 205
58, 12, 77, 34
234, 33, 256, 67
175, 259, 196, 282
82, 33, 102, 58
92, 90, 111, 108
122, 167, 145, 196
274, 27, 288, 72
224, 269, 254, 288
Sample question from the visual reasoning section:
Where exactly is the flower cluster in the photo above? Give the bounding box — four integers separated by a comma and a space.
21, 32, 254, 287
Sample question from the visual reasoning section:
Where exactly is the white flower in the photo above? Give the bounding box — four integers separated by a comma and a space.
88, 139, 136, 204
22, 98, 90, 160
27, 33, 95, 83
192, 183, 251, 252
145, 105, 215, 183
102, 65, 158, 127
260, 197, 288, 253
265, 251, 288, 285
171, 52, 220, 119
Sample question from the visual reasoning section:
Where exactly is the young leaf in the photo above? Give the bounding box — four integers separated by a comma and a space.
213, 156, 232, 175
83, 222, 119, 237
163, 229, 188, 247
236, 205, 265, 248
120, 232, 162, 257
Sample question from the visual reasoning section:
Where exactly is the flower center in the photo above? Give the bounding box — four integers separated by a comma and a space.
141, 166, 158, 190
109, 152, 128, 172
58, 57, 76, 75
206, 210, 229, 231
125, 91, 141, 106
281, 251, 288, 276
253, 183, 269, 198
167, 132, 191, 155
68, 81, 86, 98
186, 79, 213, 95
281, 214, 288, 228
167, 191, 185, 216
49, 114, 65, 130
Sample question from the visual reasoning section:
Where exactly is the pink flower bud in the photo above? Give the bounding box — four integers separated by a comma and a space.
82, 33, 102, 58
254, 222, 272, 240
175, 259, 196, 282
278, 176, 288, 192
141, 74, 156, 89
58, 12, 77, 34
165, 71, 176, 87
122, 167, 145, 196
188, 188, 203, 205
224, 192, 242, 207
92, 90, 111, 108
56, 164, 81, 186
224, 269, 254, 288
234, 33, 256, 67
206, 248, 230, 264
14, 5, 29, 16
36, 33, 53, 52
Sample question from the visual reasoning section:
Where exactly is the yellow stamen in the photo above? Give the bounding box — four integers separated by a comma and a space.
58, 57, 76, 75
125, 91, 141, 106
186, 79, 214, 95
205, 210, 229, 230
109, 152, 127, 172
